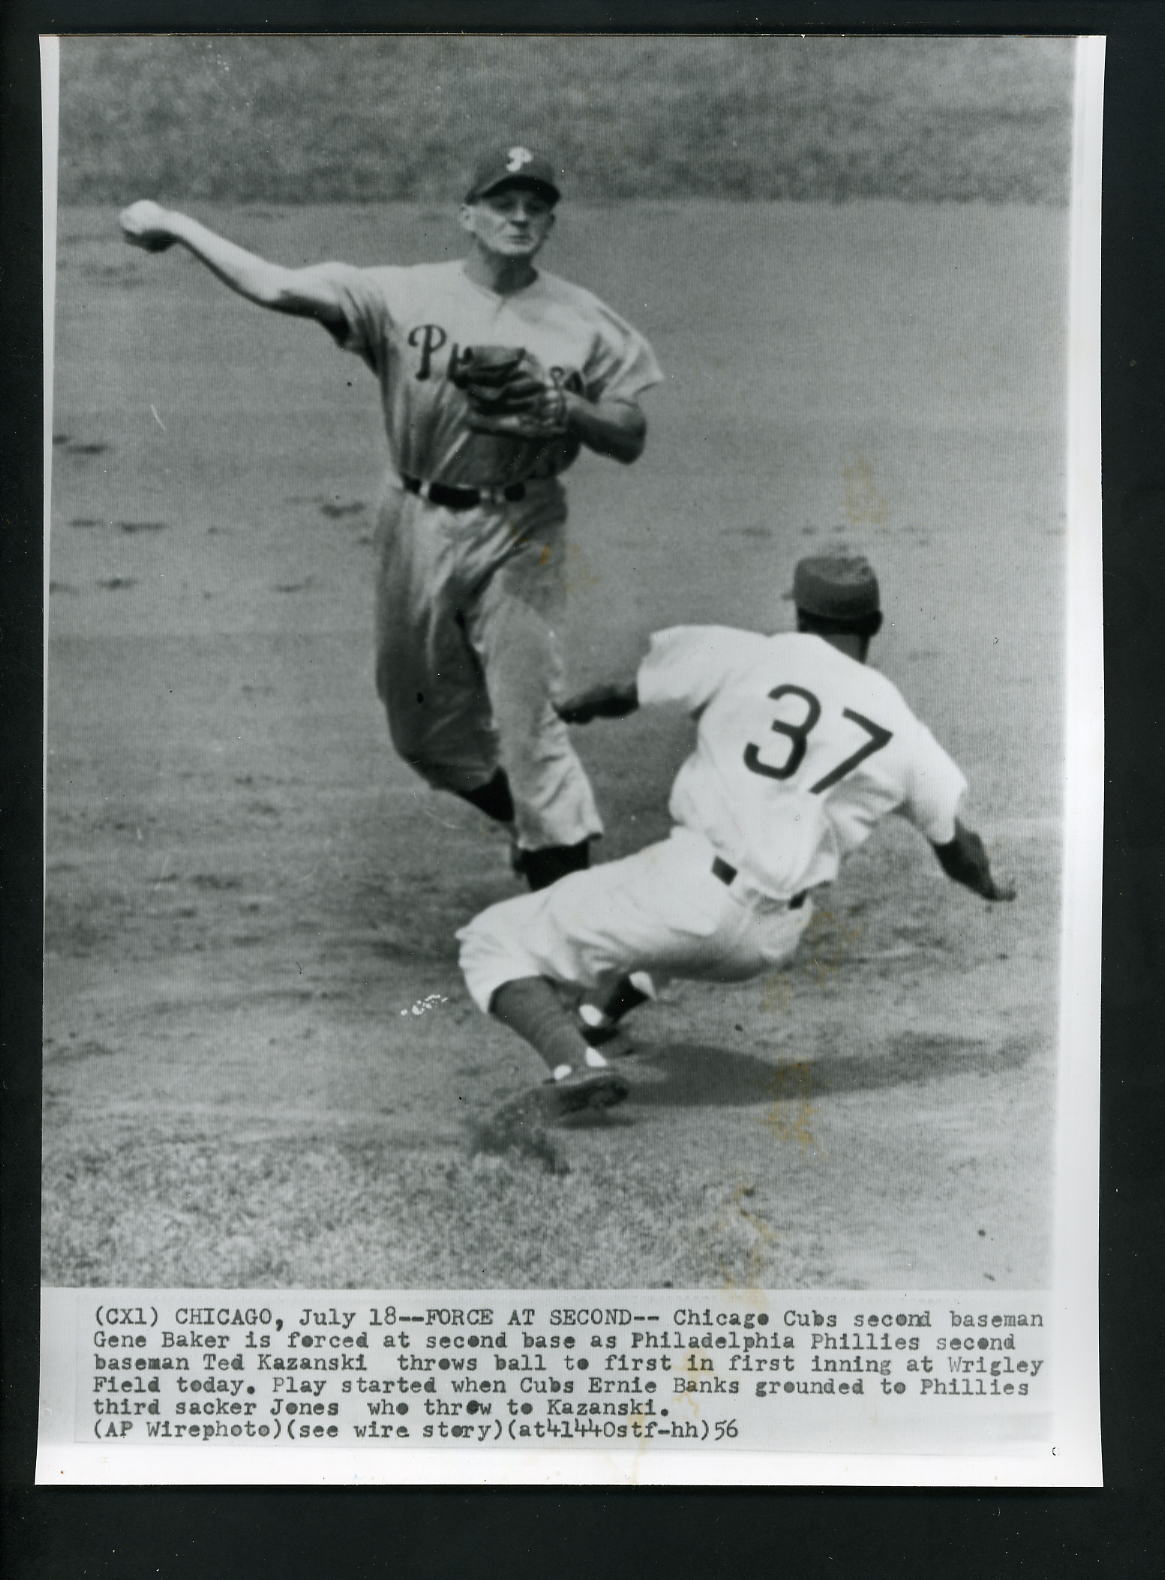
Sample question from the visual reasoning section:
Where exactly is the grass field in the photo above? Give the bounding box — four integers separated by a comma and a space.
58, 35, 1074, 205
44, 198, 1066, 1289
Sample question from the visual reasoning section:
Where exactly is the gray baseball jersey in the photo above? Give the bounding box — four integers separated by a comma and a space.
312, 258, 662, 852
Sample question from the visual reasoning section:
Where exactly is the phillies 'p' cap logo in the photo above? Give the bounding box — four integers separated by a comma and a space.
505, 146, 535, 172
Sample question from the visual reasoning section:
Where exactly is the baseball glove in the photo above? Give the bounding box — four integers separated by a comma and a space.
451, 345, 569, 441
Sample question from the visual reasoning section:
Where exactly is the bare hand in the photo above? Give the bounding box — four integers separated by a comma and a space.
986, 874, 1017, 902
119, 200, 175, 253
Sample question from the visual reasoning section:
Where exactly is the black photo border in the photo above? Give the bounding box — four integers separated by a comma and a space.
3, 3, 1161, 1574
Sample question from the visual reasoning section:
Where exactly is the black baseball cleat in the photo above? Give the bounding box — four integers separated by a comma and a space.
542, 1067, 629, 1118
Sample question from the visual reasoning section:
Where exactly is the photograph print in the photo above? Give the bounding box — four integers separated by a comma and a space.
43, 34, 1093, 1294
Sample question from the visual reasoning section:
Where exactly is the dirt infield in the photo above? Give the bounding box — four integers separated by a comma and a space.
44, 201, 1065, 1289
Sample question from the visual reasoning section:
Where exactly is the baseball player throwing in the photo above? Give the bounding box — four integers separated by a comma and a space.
119, 146, 662, 890
457, 553, 1016, 1119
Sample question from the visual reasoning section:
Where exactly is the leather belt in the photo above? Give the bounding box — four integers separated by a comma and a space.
712, 855, 807, 909
403, 473, 526, 511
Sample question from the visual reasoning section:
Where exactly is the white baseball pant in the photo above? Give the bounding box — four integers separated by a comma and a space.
458, 825, 814, 1014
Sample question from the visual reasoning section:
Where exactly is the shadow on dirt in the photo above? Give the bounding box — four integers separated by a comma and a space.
625, 1032, 1035, 1110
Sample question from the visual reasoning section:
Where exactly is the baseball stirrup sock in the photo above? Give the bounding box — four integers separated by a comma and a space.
519, 839, 591, 892
458, 769, 515, 825
490, 978, 603, 1077
584, 974, 649, 1027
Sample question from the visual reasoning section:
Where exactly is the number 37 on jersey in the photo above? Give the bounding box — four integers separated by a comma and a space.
743, 683, 893, 795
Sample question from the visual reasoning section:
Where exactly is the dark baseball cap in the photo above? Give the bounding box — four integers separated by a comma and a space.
465, 145, 562, 204
792, 554, 881, 622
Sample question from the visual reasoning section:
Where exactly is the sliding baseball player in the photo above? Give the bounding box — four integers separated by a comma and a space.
457, 553, 1016, 1119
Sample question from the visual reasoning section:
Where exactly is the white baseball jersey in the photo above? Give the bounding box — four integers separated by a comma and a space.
638, 627, 968, 900
458, 627, 970, 1014
309, 259, 662, 486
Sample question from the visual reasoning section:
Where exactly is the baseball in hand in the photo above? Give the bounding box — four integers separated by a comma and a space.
119, 200, 174, 252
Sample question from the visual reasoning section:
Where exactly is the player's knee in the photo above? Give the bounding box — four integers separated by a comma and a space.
456, 909, 517, 1014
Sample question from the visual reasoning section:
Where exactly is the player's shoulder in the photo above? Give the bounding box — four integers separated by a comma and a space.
776, 634, 916, 706
828, 642, 913, 707
379, 259, 460, 287
534, 267, 600, 306
534, 268, 634, 325
314, 259, 413, 297
404, 259, 466, 283
846, 656, 933, 739
340, 259, 456, 289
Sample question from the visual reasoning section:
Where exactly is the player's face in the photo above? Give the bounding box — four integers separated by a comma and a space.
459, 187, 556, 260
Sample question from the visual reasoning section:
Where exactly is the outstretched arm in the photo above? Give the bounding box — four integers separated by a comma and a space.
562, 394, 646, 464
119, 200, 346, 325
556, 678, 639, 724
931, 818, 1016, 901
